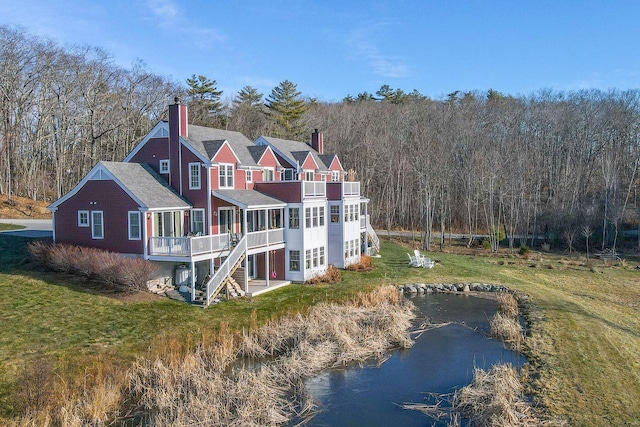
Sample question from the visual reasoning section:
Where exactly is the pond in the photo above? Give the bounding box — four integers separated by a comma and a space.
300, 293, 526, 426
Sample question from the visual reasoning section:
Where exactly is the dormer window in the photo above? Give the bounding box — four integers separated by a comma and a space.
159, 159, 170, 174
219, 164, 234, 189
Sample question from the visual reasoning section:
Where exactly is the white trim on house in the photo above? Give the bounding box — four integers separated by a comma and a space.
128, 211, 141, 240
190, 208, 205, 234
78, 210, 89, 227
91, 210, 104, 239
189, 162, 202, 190
159, 159, 170, 174
123, 122, 169, 162
218, 163, 234, 189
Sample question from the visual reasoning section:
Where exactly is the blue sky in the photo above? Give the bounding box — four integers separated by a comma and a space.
1, 0, 639, 102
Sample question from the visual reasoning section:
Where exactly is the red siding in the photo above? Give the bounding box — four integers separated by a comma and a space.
328, 156, 343, 172
54, 180, 143, 254
258, 149, 279, 169
255, 249, 285, 280
180, 147, 208, 210
301, 155, 318, 175
254, 182, 302, 203
213, 143, 239, 164
128, 137, 170, 181
326, 182, 342, 200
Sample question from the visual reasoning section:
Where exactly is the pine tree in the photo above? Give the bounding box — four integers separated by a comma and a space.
228, 86, 266, 139
264, 80, 308, 140
186, 74, 223, 127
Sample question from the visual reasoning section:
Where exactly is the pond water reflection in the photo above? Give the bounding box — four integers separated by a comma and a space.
302, 293, 526, 426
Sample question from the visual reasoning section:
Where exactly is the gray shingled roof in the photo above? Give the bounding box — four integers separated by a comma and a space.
101, 161, 191, 209
257, 136, 329, 171
185, 125, 258, 166
213, 189, 286, 209
247, 145, 269, 163
318, 154, 338, 169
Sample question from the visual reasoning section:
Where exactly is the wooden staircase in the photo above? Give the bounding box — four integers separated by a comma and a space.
202, 235, 248, 306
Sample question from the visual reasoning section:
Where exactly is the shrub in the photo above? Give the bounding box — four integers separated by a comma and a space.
304, 265, 342, 284
481, 239, 492, 250
346, 255, 373, 272
27, 242, 158, 292
518, 245, 530, 256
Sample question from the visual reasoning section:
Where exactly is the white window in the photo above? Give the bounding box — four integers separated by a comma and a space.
91, 211, 104, 239
344, 241, 349, 259
191, 209, 205, 235
159, 159, 170, 174
350, 205, 355, 222
313, 247, 318, 267
320, 174, 326, 181
283, 169, 295, 181
305, 170, 314, 181
246, 170, 252, 183
290, 250, 300, 271
305, 249, 311, 269
219, 164, 233, 188
330, 206, 340, 223
312, 207, 318, 227
305, 207, 311, 228
128, 211, 141, 240
289, 208, 299, 229
344, 205, 349, 222
331, 171, 340, 182
189, 163, 201, 189
78, 210, 89, 227
319, 207, 325, 226
262, 168, 274, 182
319, 246, 325, 266
355, 207, 359, 221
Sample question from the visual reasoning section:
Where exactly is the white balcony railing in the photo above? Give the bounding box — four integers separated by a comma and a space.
303, 181, 326, 198
148, 233, 230, 257
246, 228, 285, 249
342, 181, 360, 197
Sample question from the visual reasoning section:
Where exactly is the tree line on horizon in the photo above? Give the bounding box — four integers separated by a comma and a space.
2, 25, 639, 252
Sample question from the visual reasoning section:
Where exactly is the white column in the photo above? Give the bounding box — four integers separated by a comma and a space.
190, 260, 196, 302
265, 251, 270, 288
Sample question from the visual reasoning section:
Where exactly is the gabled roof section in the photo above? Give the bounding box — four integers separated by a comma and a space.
186, 125, 256, 166
319, 154, 344, 171
247, 145, 268, 163
213, 189, 287, 210
123, 121, 169, 162
255, 136, 329, 171
49, 161, 191, 211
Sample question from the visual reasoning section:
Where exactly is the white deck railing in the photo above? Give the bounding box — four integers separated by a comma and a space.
342, 181, 360, 197
246, 228, 284, 249
148, 233, 230, 257
303, 181, 326, 198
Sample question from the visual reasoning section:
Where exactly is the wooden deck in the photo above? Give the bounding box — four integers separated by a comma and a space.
246, 279, 291, 296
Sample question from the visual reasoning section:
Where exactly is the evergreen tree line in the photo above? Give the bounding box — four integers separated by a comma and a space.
2, 26, 639, 251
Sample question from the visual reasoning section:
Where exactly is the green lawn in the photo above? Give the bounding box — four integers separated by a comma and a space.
0, 223, 25, 232
0, 234, 639, 425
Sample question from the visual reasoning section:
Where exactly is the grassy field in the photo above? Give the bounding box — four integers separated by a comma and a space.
0, 233, 639, 425
0, 223, 25, 231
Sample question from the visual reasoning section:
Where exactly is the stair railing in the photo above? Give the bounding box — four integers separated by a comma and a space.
205, 235, 247, 305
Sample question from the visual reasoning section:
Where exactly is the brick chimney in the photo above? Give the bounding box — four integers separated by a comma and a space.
169, 97, 188, 138
311, 129, 323, 154
167, 98, 188, 193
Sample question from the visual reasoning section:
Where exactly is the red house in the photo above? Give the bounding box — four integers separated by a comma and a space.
49, 100, 379, 305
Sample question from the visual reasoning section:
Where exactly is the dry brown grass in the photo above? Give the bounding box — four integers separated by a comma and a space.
453, 364, 541, 426
490, 313, 524, 352
0, 193, 51, 219
346, 255, 374, 271
11, 285, 413, 426
497, 292, 519, 318
304, 265, 342, 284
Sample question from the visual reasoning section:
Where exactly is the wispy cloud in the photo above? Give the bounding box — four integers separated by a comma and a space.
146, 0, 179, 20
348, 27, 409, 79
563, 68, 640, 92
143, 0, 225, 48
